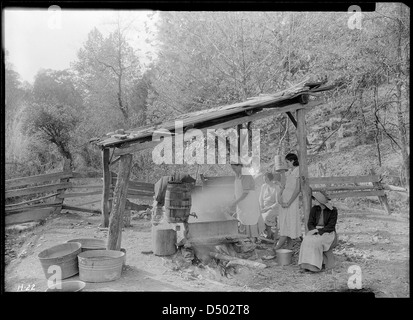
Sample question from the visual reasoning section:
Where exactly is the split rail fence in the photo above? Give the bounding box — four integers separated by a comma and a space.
5, 170, 154, 225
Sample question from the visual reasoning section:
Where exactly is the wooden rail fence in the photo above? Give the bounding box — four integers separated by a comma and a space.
5, 170, 154, 225
201, 172, 407, 215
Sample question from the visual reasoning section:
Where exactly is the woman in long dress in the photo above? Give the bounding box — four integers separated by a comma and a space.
298, 191, 338, 272
230, 162, 265, 240
272, 153, 302, 253
259, 172, 282, 239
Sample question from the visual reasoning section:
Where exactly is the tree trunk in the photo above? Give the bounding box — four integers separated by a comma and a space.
396, 3, 409, 199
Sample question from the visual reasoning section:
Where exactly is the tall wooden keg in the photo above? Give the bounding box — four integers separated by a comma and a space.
164, 181, 192, 223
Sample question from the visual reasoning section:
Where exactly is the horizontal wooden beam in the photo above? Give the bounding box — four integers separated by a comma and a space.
58, 190, 103, 198
113, 140, 160, 157
382, 184, 408, 193
327, 190, 385, 199
125, 194, 154, 200
69, 184, 105, 189
311, 185, 377, 192
206, 100, 322, 131
308, 175, 379, 185
126, 190, 154, 197
5, 202, 62, 214
6, 182, 72, 199
5, 208, 54, 225
5, 192, 59, 208
112, 178, 154, 191
6, 172, 73, 190
71, 171, 102, 179
61, 205, 101, 214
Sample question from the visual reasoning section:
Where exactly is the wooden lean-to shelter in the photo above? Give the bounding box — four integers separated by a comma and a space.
91, 80, 336, 250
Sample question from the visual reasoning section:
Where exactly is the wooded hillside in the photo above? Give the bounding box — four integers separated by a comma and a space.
5, 5, 409, 208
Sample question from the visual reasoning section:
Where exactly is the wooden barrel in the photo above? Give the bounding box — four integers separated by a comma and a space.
152, 227, 177, 256
164, 182, 192, 223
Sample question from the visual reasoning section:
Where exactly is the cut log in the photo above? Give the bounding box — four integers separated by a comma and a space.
258, 236, 276, 244
209, 252, 267, 269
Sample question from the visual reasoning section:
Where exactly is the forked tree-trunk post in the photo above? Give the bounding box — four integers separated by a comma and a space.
107, 153, 132, 251
296, 107, 311, 235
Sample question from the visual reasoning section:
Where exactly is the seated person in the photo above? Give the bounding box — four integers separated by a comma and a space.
259, 172, 282, 239
298, 191, 338, 272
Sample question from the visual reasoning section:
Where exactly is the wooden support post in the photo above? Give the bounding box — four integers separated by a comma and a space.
107, 153, 132, 251
237, 124, 242, 158
296, 108, 311, 235
54, 159, 71, 215
286, 111, 310, 146
370, 169, 391, 215
101, 148, 111, 228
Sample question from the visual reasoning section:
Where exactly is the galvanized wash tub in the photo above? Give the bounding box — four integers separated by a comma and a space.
46, 280, 86, 292
67, 238, 106, 252
78, 250, 124, 283
38, 242, 82, 280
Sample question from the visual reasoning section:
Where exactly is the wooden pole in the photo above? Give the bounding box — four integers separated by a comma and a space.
101, 148, 111, 228
107, 153, 132, 251
296, 108, 311, 235
54, 158, 71, 215
370, 169, 391, 215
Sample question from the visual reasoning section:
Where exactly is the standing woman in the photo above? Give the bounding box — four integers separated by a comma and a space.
230, 161, 265, 241
259, 172, 282, 239
272, 153, 302, 254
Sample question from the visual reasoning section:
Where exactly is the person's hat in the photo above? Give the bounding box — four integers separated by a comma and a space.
312, 191, 333, 210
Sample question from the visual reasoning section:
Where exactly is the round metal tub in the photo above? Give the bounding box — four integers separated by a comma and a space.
38, 242, 82, 280
67, 238, 106, 252
78, 250, 124, 283
46, 280, 86, 292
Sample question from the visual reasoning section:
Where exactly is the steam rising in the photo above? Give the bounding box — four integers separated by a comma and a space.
189, 185, 235, 222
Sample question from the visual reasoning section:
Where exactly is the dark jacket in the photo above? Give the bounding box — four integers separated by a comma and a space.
307, 205, 337, 235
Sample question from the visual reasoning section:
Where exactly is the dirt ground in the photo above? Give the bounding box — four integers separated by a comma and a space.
4, 186, 410, 296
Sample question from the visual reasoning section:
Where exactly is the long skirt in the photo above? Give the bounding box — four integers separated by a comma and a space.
239, 214, 265, 238
298, 231, 335, 270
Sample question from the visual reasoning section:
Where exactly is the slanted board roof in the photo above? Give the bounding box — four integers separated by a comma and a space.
93, 81, 334, 149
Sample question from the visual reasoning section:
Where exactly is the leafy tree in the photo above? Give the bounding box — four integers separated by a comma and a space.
73, 22, 142, 128
22, 69, 84, 168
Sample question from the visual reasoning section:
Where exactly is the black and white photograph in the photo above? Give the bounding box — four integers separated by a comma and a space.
3, 2, 409, 301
